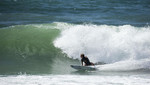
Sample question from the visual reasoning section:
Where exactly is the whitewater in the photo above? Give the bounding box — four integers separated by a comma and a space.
1, 74, 150, 85
54, 22, 150, 71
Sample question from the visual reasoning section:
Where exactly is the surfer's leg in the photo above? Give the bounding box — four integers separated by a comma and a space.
90, 62, 95, 66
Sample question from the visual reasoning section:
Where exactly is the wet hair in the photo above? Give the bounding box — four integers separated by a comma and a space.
81, 54, 85, 57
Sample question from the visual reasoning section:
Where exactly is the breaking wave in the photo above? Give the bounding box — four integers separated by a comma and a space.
54, 23, 150, 71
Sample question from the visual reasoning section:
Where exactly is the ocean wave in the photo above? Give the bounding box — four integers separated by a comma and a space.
0, 22, 150, 74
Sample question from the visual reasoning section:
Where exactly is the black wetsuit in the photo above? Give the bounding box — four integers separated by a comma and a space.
81, 57, 91, 66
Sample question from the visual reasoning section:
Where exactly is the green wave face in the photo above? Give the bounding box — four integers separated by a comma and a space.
0, 24, 70, 74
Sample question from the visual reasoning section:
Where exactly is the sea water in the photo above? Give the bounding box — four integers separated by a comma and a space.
0, 0, 150, 85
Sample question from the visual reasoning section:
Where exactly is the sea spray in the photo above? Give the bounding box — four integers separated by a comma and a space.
54, 23, 150, 70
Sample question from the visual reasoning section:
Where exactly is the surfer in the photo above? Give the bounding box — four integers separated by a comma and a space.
80, 54, 94, 66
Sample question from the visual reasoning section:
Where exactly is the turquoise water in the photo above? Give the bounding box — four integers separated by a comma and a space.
0, 0, 150, 85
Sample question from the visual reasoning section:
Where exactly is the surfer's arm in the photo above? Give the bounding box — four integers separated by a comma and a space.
81, 60, 83, 66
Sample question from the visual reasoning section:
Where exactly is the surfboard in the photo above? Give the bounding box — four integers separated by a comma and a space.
70, 65, 96, 71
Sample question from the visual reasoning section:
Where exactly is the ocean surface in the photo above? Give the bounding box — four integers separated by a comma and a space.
0, 0, 150, 85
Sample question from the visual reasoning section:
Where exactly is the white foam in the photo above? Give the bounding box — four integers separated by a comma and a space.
0, 75, 150, 85
54, 23, 150, 70
96, 58, 150, 71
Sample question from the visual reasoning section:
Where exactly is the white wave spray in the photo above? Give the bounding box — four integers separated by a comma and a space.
54, 22, 150, 71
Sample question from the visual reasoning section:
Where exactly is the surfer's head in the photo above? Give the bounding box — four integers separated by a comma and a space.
80, 54, 85, 58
